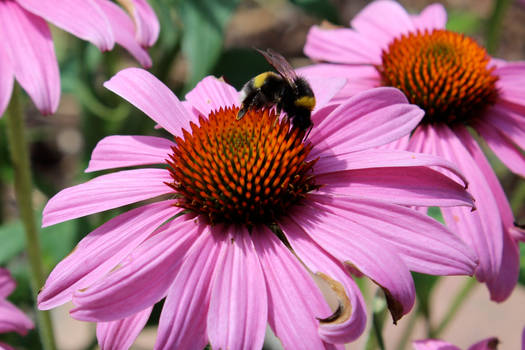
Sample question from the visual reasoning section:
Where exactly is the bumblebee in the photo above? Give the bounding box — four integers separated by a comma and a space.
237, 49, 316, 133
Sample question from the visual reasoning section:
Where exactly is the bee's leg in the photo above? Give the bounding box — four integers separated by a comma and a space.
237, 90, 258, 120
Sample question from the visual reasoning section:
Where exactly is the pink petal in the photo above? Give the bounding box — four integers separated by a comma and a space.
468, 337, 500, 350
86, 135, 174, 172
154, 226, 221, 350
304, 76, 347, 113
0, 300, 34, 335
0, 2, 59, 115
475, 118, 525, 177
0, 46, 13, 118
296, 198, 415, 322
93, 0, 152, 68
304, 26, 382, 65
430, 125, 504, 292
309, 87, 423, 156
42, 168, 172, 227
117, 0, 160, 47
482, 105, 525, 152
412, 339, 459, 350
350, 0, 415, 50
280, 217, 367, 343
0, 342, 15, 350
70, 216, 200, 322
96, 306, 153, 350
38, 200, 179, 310
208, 226, 267, 350
104, 68, 195, 137
410, 3, 447, 31
16, 0, 114, 51
0, 269, 15, 299
251, 225, 335, 350
184, 76, 239, 117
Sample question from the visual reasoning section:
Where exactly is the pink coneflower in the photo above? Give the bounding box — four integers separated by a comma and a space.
0, 268, 34, 350
303, 0, 525, 302
0, 0, 159, 117
38, 68, 477, 349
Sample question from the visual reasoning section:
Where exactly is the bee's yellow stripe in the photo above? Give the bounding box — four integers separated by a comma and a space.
294, 96, 316, 110
253, 72, 273, 88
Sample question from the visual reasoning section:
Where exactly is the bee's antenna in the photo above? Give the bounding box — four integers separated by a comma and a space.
304, 124, 313, 141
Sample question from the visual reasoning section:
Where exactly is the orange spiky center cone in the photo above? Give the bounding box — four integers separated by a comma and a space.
378, 29, 499, 125
166, 107, 318, 226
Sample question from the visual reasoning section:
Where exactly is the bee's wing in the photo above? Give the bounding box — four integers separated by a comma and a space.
256, 48, 297, 87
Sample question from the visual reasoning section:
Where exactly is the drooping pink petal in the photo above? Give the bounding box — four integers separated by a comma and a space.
0, 269, 15, 299
71, 216, 199, 321
251, 225, 336, 350
154, 226, 221, 350
412, 339, 459, 350
309, 87, 423, 156
410, 3, 447, 31
0, 46, 13, 118
0, 2, 59, 115
184, 76, 239, 118
38, 200, 179, 310
468, 337, 500, 350
495, 62, 525, 109
482, 106, 525, 152
208, 226, 267, 350
430, 125, 504, 294
0, 342, 15, 350
0, 300, 33, 335
304, 26, 382, 65
96, 306, 153, 350
475, 117, 525, 177
117, 0, 160, 47
104, 68, 195, 137
350, 0, 415, 50
42, 168, 172, 227
280, 217, 367, 343
15, 0, 114, 51
93, 0, 152, 68
295, 198, 415, 322
86, 135, 174, 172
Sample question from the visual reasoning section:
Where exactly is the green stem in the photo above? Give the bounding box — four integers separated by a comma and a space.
365, 293, 387, 350
429, 277, 477, 338
4, 85, 57, 350
486, 0, 512, 54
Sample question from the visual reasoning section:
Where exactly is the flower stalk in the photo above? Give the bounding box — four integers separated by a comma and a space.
5, 84, 57, 350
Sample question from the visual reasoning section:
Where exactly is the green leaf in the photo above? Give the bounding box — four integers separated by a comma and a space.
446, 11, 482, 35
519, 242, 525, 286
213, 48, 272, 90
0, 218, 26, 264
179, 0, 241, 92
413, 272, 439, 318
41, 217, 78, 269
427, 206, 444, 224
289, 0, 340, 24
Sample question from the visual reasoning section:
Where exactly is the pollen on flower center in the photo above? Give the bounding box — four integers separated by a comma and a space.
378, 29, 499, 125
166, 107, 318, 226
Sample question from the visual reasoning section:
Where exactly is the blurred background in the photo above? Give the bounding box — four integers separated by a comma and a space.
0, 0, 524, 349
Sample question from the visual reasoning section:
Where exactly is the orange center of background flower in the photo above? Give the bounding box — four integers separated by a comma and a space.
167, 107, 318, 226
379, 29, 499, 125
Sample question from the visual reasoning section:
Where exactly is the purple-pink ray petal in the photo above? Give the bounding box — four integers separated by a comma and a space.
38, 200, 179, 310
42, 168, 172, 227
0, 46, 13, 118
86, 135, 174, 172
482, 106, 525, 152
468, 337, 500, 350
118, 0, 160, 47
154, 226, 221, 350
208, 226, 267, 350
0, 342, 15, 350
104, 68, 195, 137
310, 87, 423, 156
16, 0, 114, 51
475, 118, 525, 177
0, 2, 59, 115
410, 3, 447, 31
313, 195, 477, 275
412, 339, 459, 350
0, 300, 34, 335
350, 0, 415, 50
71, 216, 199, 321
184, 76, 239, 117
251, 225, 335, 350
280, 217, 367, 343
305, 76, 346, 113
304, 26, 382, 65
429, 125, 504, 293
297, 198, 415, 322
0, 269, 15, 299
96, 306, 153, 350
93, 0, 152, 68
